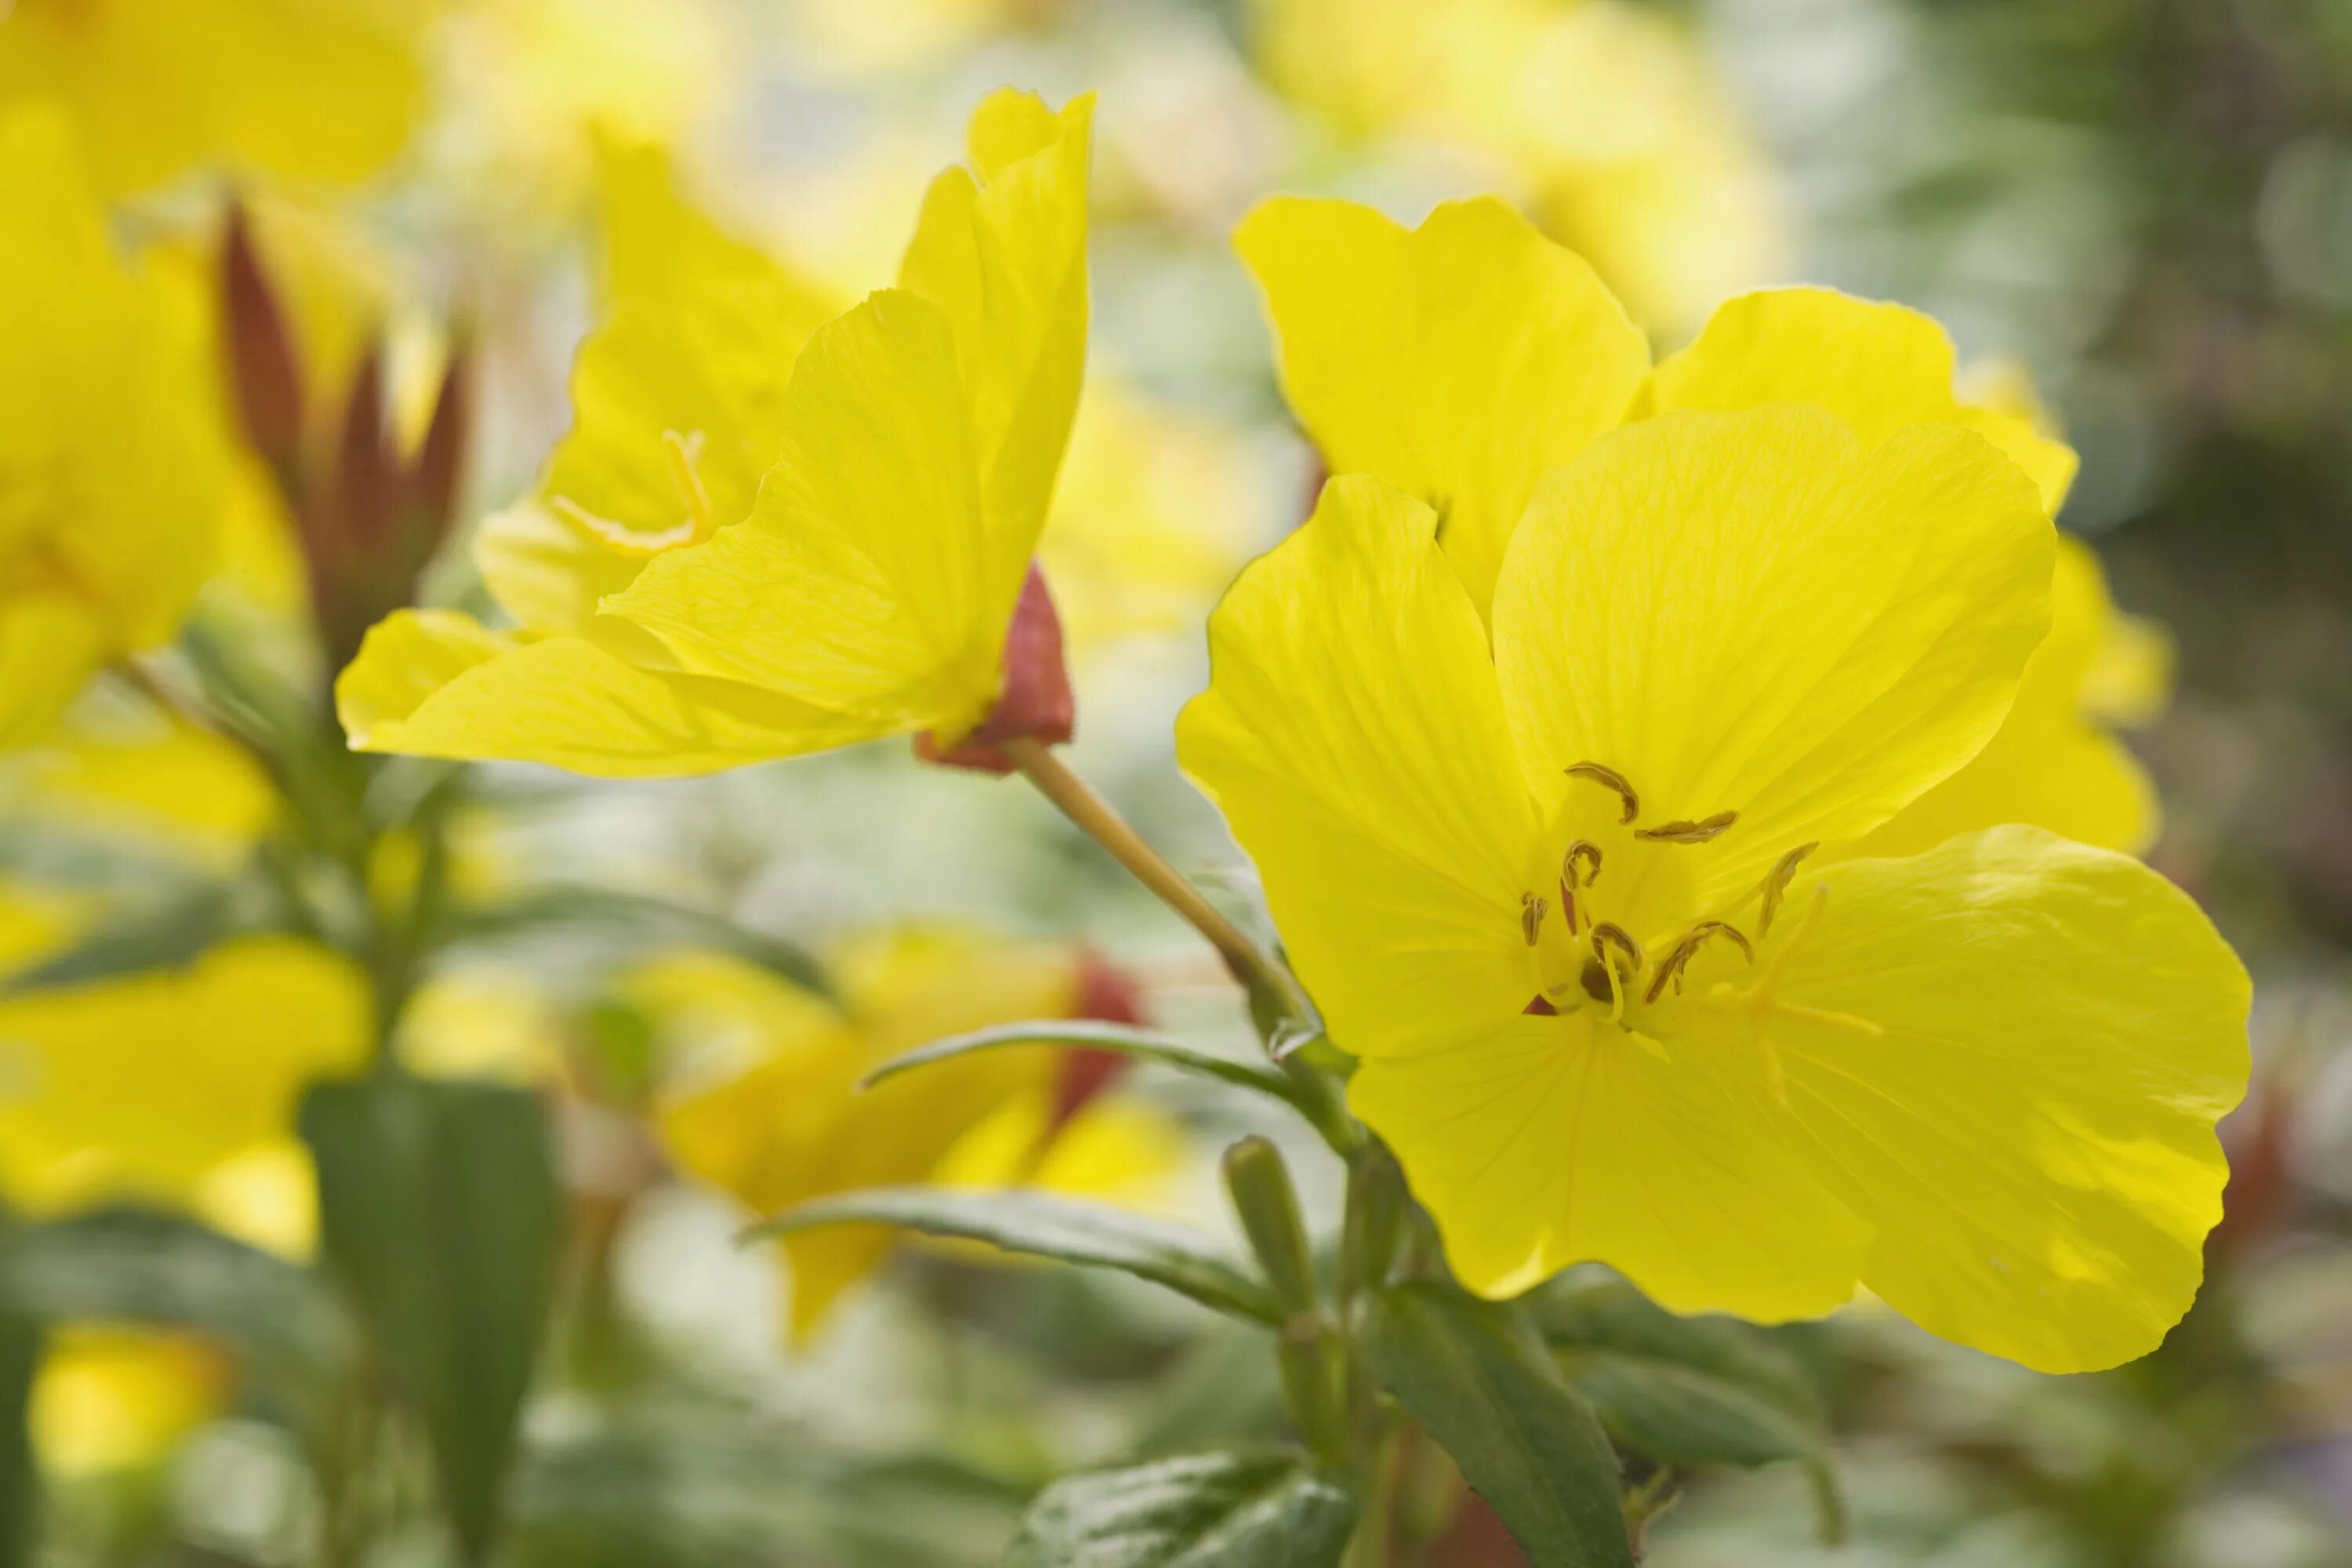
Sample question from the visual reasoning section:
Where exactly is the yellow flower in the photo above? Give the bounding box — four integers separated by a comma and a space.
649, 931, 1179, 1341
1179, 432, 2248, 1372
1239, 196, 2157, 855
31, 1327, 232, 1479
0, 935, 370, 1236
1250, 0, 1787, 331
0, 710, 277, 873
0, 0, 430, 196
0, 110, 230, 748
338, 89, 1094, 775
1041, 376, 1274, 654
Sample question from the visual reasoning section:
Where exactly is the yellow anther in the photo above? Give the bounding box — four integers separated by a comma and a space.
662, 428, 716, 541
1756, 842, 1819, 937
1560, 840, 1603, 888
1519, 892, 1548, 946
1635, 809, 1739, 844
1643, 920, 1755, 1004
1563, 761, 1639, 825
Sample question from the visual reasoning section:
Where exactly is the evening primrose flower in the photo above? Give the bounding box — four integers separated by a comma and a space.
337, 88, 1094, 775
1179, 427, 2248, 1373
0, 0, 428, 195
0, 111, 229, 748
650, 931, 1180, 1341
1239, 194, 2158, 855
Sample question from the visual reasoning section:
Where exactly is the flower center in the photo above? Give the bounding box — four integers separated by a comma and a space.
1519, 761, 1814, 1027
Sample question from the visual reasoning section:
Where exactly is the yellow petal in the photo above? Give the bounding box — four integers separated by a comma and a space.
1351, 1010, 1869, 1316
601, 291, 1004, 739
337, 608, 885, 776
471, 499, 648, 637
1233, 195, 1650, 616
530, 142, 838, 565
0, 0, 425, 195
1492, 408, 2053, 898
1857, 537, 2158, 858
0, 110, 227, 693
0, 937, 369, 1213
1647, 287, 2078, 514
1668, 826, 2248, 1372
32, 1327, 230, 1479
0, 593, 107, 751
1178, 476, 1537, 1061
898, 89, 1094, 575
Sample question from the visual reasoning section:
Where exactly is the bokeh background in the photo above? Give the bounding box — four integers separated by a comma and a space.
3, 1, 2350, 1563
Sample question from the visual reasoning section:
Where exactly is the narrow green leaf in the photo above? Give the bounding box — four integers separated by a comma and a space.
1531, 1272, 1827, 1468
303, 1076, 564, 1565
449, 886, 831, 999
864, 1022, 1300, 1105
0, 880, 275, 996
0, 1219, 37, 1568
746, 1189, 1285, 1326
1006, 1449, 1356, 1568
1365, 1283, 1632, 1568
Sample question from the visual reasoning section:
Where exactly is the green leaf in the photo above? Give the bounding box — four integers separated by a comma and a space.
0, 1221, 37, 1568
0, 879, 278, 996
866, 1022, 1305, 1111
0, 1207, 349, 1421
1005, 1449, 1356, 1568
746, 1189, 1286, 1327
303, 1076, 565, 1565
1364, 1283, 1632, 1568
1530, 1272, 1826, 1468
449, 885, 831, 999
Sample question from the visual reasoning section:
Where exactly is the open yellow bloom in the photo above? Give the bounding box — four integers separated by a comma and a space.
0, 110, 229, 748
0, 0, 428, 195
650, 931, 1179, 1341
1250, 0, 1786, 330
1239, 195, 2158, 855
338, 89, 1094, 775
1180, 424, 2248, 1372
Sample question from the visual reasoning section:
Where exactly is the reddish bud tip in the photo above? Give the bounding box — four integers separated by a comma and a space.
916, 561, 1076, 775
220, 201, 306, 477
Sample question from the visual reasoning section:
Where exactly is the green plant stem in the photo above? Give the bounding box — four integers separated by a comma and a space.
1004, 738, 1302, 1014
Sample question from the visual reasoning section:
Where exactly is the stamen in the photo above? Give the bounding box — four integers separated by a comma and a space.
1643, 920, 1755, 1003
662, 428, 716, 540
1559, 840, 1603, 888
1756, 842, 1818, 937
1563, 762, 1639, 824
1519, 892, 1548, 946
1635, 809, 1739, 844
550, 495, 696, 557
1589, 922, 1643, 976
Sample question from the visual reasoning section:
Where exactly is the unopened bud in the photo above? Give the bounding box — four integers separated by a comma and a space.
1222, 1135, 1318, 1316
220, 201, 305, 479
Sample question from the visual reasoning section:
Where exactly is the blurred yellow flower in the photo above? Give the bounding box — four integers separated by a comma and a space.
1182, 430, 2247, 1371
1250, 0, 1787, 330
31, 1327, 231, 1480
1042, 377, 1274, 654
0, 110, 230, 748
0, 935, 368, 1232
0, 712, 277, 873
339, 89, 1096, 775
0, 0, 430, 195
1240, 195, 2158, 855
649, 931, 1179, 1341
